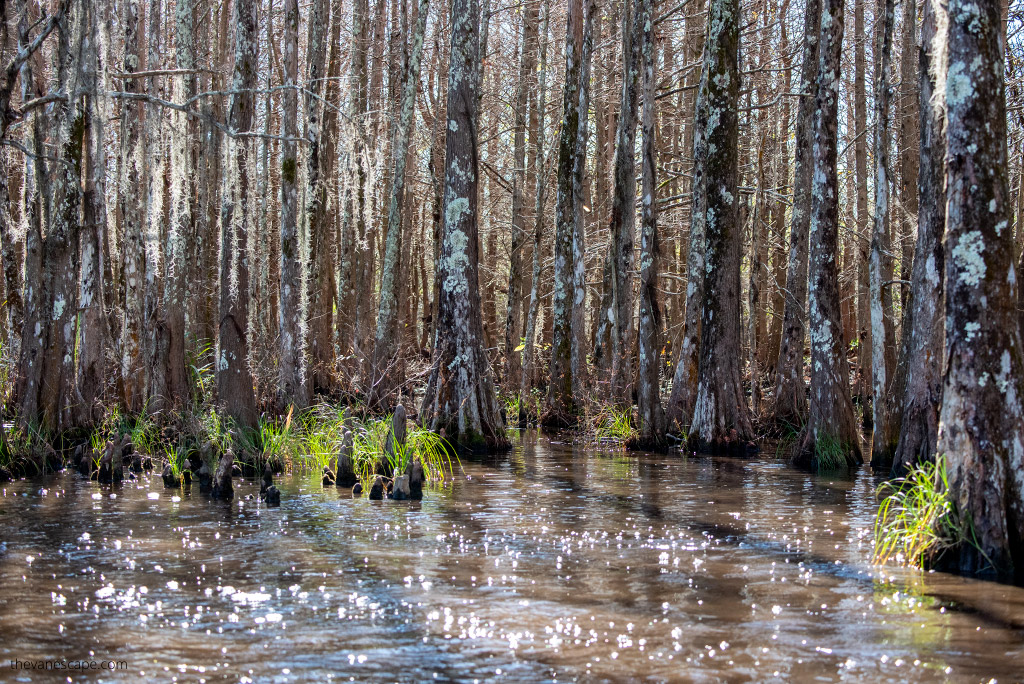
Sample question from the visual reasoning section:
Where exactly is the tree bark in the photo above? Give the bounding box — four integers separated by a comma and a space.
634, 0, 665, 448
771, 0, 820, 428
502, 0, 538, 391
77, 0, 108, 427
369, 0, 429, 410
542, 0, 590, 427
891, 0, 944, 476
607, 0, 642, 404
419, 0, 508, 452
687, 0, 754, 452
278, 0, 308, 408
936, 0, 1024, 578
854, 0, 872, 415
796, 0, 863, 469
119, 0, 148, 414
869, 0, 896, 462
217, 0, 259, 428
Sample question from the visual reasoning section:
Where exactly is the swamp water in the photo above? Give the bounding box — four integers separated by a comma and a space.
1, 431, 1022, 682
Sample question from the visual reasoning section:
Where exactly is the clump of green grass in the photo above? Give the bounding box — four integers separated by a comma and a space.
813, 433, 848, 471
163, 444, 191, 481
873, 455, 987, 569
591, 405, 638, 443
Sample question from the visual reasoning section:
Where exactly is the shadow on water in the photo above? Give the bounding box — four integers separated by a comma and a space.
1, 430, 1022, 682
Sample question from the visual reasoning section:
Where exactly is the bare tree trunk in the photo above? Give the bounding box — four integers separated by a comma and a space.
687, 0, 754, 452
503, 0, 538, 391
634, 0, 664, 448
854, 0, 872, 416
797, 0, 862, 469
14, 0, 50, 426
77, 0, 108, 426
154, 0, 194, 412
217, 0, 259, 427
607, 0, 642, 404
119, 0, 148, 413
36, 2, 83, 431
542, 0, 589, 427
772, 0, 819, 428
520, 0, 550, 421
897, 0, 919, 310
937, 0, 1024, 578
666, 1, 710, 433
869, 0, 896, 462
278, 0, 308, 408
369, 0, 429, 410
419, 0, 508, 451
892, 0, 944, 476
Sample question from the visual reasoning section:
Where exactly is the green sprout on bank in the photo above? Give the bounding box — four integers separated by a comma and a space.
873, 455, 988, 569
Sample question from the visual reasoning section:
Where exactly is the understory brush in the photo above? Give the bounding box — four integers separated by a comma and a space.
873, 455, 988, 570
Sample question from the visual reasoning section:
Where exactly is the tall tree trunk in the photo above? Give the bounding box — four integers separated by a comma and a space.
36, 2, 83, 432
796, 0, 863, 469
520, 0, 550, 420
155, 0, 194, 412
608, 0, 642, 404
772, 0, 819, 428
897, 0, 919, 310
369, 0, 429, 410
278, 0, 308, 408
503, 0, 538, 391
687, 0, 754, 452
15, 0, 50, 427
666, 1, 710, 433
891, 0, 944, 475
854, 0, 872, 416
217, 0, 259, 427
119, 0, 148, 413
936, 0, 1024, 578
634, 0, 664, 447
419, 0, 507, 452
542, 0, 589, 427
77, 0, 108, 426
869, 0, 896, 462
307, 0, 338, 395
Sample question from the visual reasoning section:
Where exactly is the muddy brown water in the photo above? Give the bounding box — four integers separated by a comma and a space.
1, 431, 1022, 682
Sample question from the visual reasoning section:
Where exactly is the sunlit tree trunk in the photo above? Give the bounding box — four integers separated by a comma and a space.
369, 0, 429, 410
869, 0, 895, 462
543, 0, 589, 427
797, 0, 862, 469
854, 0, 871, 414
892, 0, 944, 476
278, 0, 308, 408
306, 0, 336, 395
772, 0, 819, 428
687, 0, 754, 452
666, 4, 710, 433
936, 0, 1024, 578
217, 0, 259, 427
119, 0, 148, 413
419, 0, 508, 451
